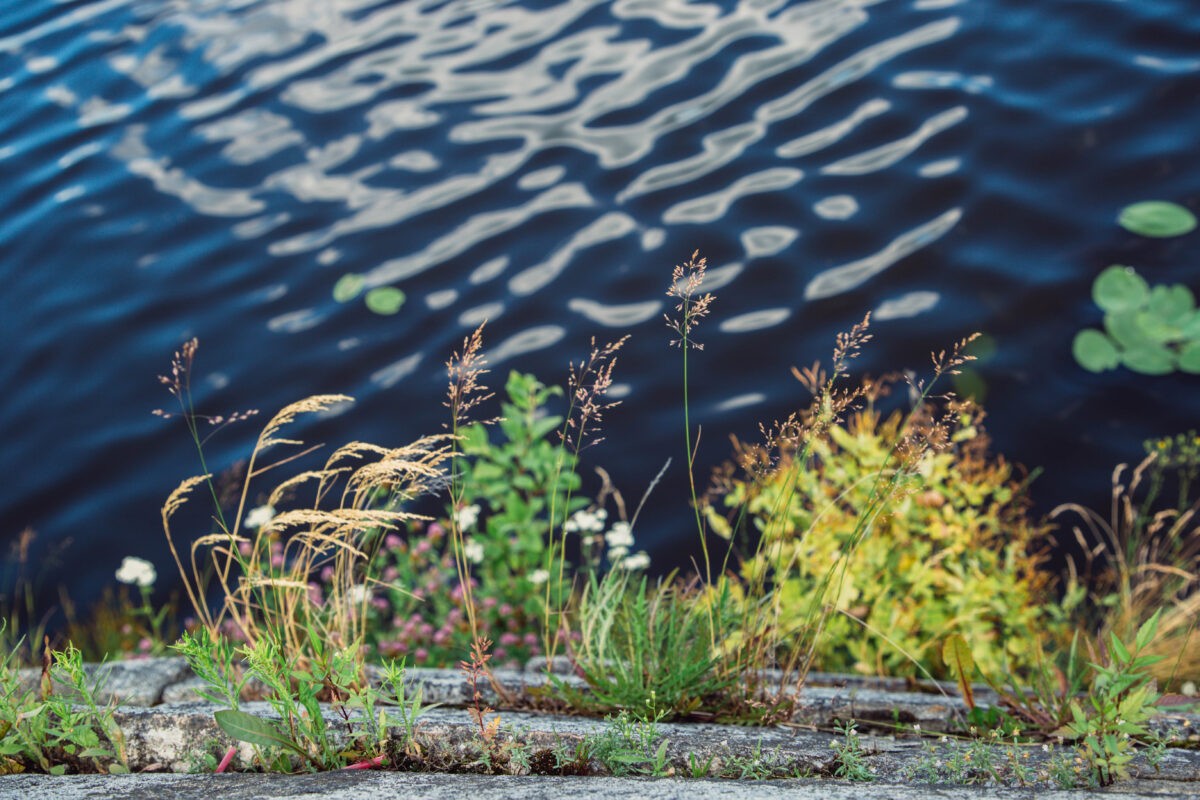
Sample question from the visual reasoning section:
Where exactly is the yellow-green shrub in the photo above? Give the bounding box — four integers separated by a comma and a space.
709, 401, 1066, 680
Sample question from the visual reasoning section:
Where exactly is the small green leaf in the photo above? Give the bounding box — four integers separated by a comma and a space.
214, 709, 303, 754
1134, 310, 1182, 344
1179, 341, 1200, 374
1118, 201, 1197, 238
1148, 284, 1195, 324
333, 273, 365, 303
1121, 345, 1176, 375
1182, 312, 1200, 339
1135, 609, 1162, 651
1108, 631, 1131, 664
365, 286, 406, 315
1094, 266, 1149, 313
1073, 329, 1120, 372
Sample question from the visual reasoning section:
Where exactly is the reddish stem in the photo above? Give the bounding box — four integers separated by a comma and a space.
341, 756, 385, 770
215, 745, 237, 773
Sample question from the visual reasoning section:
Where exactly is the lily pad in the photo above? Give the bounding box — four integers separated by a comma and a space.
1093, 266, 1149, 313
1179, 342, 1200, 374
1134, 310, 1183, 344
333, 273, 365, 303
1121, 345, 1176, 375
365, 286, 406, 315
1073, 329, 1120, 372
1105, 310, 1150, 351
1147, 284, 1195, 325
1118, 201, 1197, 238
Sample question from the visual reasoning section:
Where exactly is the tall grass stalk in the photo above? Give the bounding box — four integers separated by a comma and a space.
540, 336, 628, 662
665, 251, 715, 582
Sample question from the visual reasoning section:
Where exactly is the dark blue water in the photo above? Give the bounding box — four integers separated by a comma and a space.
2, 0, 1198, 613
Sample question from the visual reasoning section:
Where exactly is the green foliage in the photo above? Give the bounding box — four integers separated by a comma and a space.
714, 402, 1064, 679
830, 721, 873, 781
458, 370, 588, 568
0, 634, 128, 774
1063, 611, 1164, 786
175, 628, 427, 772
586, 710, 671, 777
1118, 200, 1197, 238
564, 569, 738, 720
1074, 202, 1200, 375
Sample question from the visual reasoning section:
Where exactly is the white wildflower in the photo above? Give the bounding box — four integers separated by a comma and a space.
529, 569, 550, 585
564, 508, 606, 534
618, 551, 650, 570
115, 556, 156, 587
1183, 681, 1197, 697
608, 546, 629, 561
346, 584, 371, 604
243, 504, 276, 530
604, 522, 634, 550
455, 504, 481, 532
463, 538, 484, 564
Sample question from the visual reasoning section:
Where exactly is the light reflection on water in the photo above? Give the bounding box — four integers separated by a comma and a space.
5, 0, 1196, 602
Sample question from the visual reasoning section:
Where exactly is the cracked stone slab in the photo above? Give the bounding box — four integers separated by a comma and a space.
0, 772, 1196, 800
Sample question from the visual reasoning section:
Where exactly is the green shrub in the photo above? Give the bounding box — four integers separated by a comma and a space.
710, 395, 1065, 679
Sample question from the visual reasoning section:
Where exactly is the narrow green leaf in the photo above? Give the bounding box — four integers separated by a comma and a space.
1108, 631, 1131, 664
1118, 201, 1197, 238
332, 273, 365, 303
365, 286, 406, 315
214, 709, 302, 754
1135, 609, 1162, 651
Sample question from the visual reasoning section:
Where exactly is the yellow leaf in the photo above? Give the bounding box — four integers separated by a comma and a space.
943, 633, 976, 710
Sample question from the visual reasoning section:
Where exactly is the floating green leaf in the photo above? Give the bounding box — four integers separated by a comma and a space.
1147, 284, 1195, 325
1121, 345, 1175, 375
333, 273, 365, 303
1118, 201, 1197, 238
1179, 342, 1200, 374
1094, 266, 1148, 313
1104, 310, 1148, 351
1134, 310, 1183, 344
365, 286, 406, 315
1073, 330, 1120, 372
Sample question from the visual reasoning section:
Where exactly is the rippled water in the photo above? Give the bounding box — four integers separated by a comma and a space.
2, 0, 1197, 606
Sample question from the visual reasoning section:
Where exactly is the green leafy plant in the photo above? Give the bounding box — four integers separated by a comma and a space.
829, 720, 872, 781
176, 627, 426, 772
710, 387, 1063, 681
0, 635, 128, 774
1063, 611, 1163, 786
586, 709, 671, 777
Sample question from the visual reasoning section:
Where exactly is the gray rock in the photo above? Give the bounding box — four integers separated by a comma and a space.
15, 657, 192, 707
